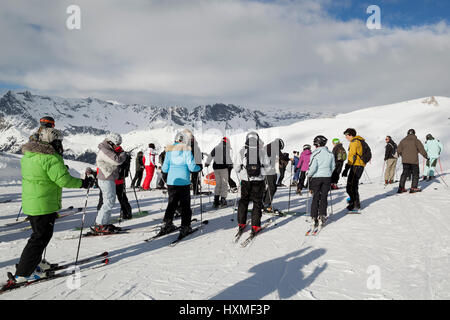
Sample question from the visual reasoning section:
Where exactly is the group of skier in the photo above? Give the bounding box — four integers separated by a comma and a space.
5, 114, 445, 286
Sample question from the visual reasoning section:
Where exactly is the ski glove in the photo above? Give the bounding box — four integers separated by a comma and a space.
342, 164, 351, 177
81, 176, 95, 189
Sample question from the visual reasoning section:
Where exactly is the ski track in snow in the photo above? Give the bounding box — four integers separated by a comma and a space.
1, 161, 450, 299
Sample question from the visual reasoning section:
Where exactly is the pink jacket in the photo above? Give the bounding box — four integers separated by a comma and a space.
297, 149, 311, 172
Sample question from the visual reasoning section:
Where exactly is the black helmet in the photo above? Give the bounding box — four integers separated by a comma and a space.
313, 135, 328, 147
40, 116, 55, 128
407, 129, 416, 135
426, 134, 434, 140
303, 144, 311, 150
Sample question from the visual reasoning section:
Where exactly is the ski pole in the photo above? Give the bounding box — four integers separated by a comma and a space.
15, 206, 22, 221
75, 187, 91, 266
364, 170, 372, 184
435, 166, 449, 188
206, 166, 211, 205
263, 175, 275, 211
129, 171, 142, 215
287, 163, 293, 214
439, 158, 444, 173
305, 174, 310, 217
381, 161, 386, 183
232, 167, 242, 216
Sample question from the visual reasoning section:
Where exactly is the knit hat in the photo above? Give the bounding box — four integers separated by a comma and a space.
332, 138, 340, 144
39, 116, 55, 128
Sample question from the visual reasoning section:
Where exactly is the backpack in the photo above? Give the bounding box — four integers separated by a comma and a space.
245, 142, 262, 177
392, 142, 398, 159
356, 138, 372, 164
337, 145, 347, 161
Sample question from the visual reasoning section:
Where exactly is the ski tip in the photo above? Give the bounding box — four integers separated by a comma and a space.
101, 251, 108, 256
202, 220, 209, 225
103, 259, 109, 265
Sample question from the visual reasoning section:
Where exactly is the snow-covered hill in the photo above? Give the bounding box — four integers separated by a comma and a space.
0, 96, 449, 300
0, 91, 328, 163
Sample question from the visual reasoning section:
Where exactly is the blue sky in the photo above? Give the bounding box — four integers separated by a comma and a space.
322, 0, 450, 28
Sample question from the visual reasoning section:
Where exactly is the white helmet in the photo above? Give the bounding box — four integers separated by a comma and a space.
106, 132, 122, 146
39, 127, 63, 143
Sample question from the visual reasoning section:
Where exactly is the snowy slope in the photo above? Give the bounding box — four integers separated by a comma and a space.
0, 96, 449, 300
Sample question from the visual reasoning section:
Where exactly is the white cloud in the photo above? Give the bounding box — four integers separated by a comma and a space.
0, 0, 449, 112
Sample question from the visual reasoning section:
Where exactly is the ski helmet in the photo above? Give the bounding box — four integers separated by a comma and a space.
39, 116, 55, 128
106, 132, 122, 146
223, 137, 229, 143
39, 127, 63, 143
313, 135, 328, 147
426, 134, 434, 140
303, 144, 311, 150
149, 143, 155, 149
332, 138, 340, 144
407, 129, 416, 135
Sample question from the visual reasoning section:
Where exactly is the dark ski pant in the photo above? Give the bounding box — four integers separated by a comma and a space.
15, 212, 57, 277
263, 174, 278, 207
164, 185, 192, 227
97, 183, 132, 218
399, 163, 420, 189
191, 171, 200, 195
131, 170, 143, 188
331, 161, 344, 184
346, 165, 364, 207
277, 167, 287, 185
228, 167, 237, 189
237, 180, 264, 227
297, 171, 307, 192
309, 177, 331, 219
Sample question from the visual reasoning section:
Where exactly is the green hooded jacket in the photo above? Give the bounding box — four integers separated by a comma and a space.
21, 141, 82, 216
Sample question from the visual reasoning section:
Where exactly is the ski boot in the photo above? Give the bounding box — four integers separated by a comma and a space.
13, 267, 48, 284
158, 222, 177, 236
213, 196, 220, 209
263, 206, 274, 213
319, 215, 327, 227
251, 225, 262, 236
397, 187, 408, 194
179, 225, 193, 238
38, 259, 58, 273
409, 188, 422, 194
220, 197, 228, 208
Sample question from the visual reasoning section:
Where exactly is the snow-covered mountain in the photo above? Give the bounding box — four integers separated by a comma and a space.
0, 95, 449, 300
0, 91, 328, 163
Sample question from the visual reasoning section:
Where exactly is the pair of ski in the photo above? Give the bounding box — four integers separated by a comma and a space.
0, 251, 109, 295
144, 219, 208, 246
234, 219, 273, 248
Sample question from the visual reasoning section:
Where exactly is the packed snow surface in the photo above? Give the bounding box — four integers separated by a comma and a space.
0, 97, 449, 299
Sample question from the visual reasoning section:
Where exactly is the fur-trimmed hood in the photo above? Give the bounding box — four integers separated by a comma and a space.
22, 141, 55, 155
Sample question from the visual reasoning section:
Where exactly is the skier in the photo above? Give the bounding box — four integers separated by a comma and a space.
29, 116, 56, 142
190, 133, 203, 196
331, 138, 347, 190
205, 137, 233, 208
131, 151, 145, 190
291, 151, 300, 185
384, 136, 398, 184
423, 134, 443, 180
157, 149, 167, 189
342, 128, 368, 211
234, 132, 270, 236
158, 129, 201, 238
142, 143, 157, 190
277, 151, 290, 186
11, 127, 93, 284
397, 129, 428, 193
92, 133, 128, 233
262, 138, 284, 212
296, 145, 312, 195
308, 136, 335, 228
